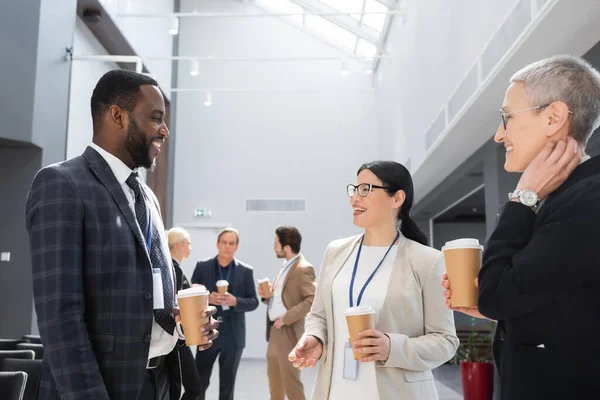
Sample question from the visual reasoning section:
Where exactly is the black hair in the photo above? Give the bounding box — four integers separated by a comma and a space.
90, 69, 158, 134
357, 161, 428, 246
275, 226, 302, 254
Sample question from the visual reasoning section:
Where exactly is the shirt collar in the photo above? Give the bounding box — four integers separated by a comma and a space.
580, 154, 591, 165
283, 254, 300, 269
89, 143, 136, 186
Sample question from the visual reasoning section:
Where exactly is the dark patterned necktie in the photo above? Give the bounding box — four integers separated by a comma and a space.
126, 172, 176, 335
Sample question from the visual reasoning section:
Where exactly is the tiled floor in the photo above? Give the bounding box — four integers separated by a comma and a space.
201, 359, 462, 399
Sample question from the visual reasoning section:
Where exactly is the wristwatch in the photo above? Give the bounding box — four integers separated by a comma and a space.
508, 189, 540, 209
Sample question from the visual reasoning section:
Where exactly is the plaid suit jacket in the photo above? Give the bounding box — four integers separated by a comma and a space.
25, 146, 179, 400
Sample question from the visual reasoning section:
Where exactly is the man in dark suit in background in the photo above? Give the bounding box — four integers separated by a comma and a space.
26, 70, 218, 400
444, 55, 600, 399
192, 227, 259, 400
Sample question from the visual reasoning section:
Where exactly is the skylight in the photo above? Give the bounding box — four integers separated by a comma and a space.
319, 0, 364, 20
255, 0, 304, 25
253, 0, 394, 71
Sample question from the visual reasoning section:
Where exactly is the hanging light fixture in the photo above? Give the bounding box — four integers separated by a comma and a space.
203, 91, 212, 107
190, 59, 199, 76
340, 58, 349, 75
168, 17, 180, 35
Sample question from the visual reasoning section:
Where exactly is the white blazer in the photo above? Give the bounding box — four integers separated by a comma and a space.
305, 234, 459, 400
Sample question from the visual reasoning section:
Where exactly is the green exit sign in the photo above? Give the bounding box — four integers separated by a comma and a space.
194, 208, 211, 218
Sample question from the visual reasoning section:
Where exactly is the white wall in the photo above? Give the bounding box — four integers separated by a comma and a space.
98, 0, 174, 95
375, 0, 515, 169
173, 0, 379, 359
67, 18, 118, 159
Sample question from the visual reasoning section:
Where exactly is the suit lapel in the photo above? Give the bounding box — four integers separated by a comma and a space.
323, 236, 362, 314
231, 259, 242, 295
82, 146, 149, 262
280, 255, 302, 293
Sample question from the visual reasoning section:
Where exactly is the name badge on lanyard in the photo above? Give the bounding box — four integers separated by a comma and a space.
144, 201, 164, 310
343, 230, 399, 380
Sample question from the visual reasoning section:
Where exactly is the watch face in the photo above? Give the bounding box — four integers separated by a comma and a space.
521, 190, 538, 206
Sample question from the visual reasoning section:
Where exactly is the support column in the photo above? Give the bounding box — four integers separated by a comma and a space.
0, 0, 76, 337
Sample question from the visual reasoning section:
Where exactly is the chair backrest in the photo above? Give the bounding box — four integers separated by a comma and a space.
21, 335, 42, 345
0, 351, 36, 369
0, 339, 21, 351
2, 359, 43, 400
15, 344, 43, 360
0, 371, 28, 400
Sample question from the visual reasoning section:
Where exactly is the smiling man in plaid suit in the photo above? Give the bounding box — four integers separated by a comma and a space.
25, 70, 219, 400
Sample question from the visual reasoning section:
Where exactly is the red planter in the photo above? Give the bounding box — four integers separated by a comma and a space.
460, 361, 494, 400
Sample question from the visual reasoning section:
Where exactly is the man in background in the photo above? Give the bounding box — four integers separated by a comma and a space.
191, 227, 259, 400
259, 226, 316, 400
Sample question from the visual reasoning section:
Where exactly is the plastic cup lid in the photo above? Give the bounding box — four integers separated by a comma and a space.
442, 238, 483, 251
177, 286, 209, 298
345, 305, 375, 316
216, 280, 229, 286
257, 277, 270, 283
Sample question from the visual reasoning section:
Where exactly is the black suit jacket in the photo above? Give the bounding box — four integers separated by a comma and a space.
25, 147, 180, 400
191, 257, 259, 349
478, 156, 600, 400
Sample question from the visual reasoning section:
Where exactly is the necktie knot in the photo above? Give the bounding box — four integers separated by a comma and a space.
126, 172, 141, 193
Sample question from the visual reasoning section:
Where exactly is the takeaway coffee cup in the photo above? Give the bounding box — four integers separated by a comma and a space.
177, 285, 210, 346
442, 238, 484, 307
216, 280, 229, 294
345, 305, 376, 360
258, 278, 272, 299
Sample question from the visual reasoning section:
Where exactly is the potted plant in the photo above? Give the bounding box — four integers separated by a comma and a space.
451, 318, 494, 400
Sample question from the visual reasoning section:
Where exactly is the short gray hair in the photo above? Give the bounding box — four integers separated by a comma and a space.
217, 227, 239, 244
510, 55, 600, 144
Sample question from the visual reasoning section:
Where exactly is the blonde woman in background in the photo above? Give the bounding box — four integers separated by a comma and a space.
288, 161, 459, 400
167, 227, 202, 400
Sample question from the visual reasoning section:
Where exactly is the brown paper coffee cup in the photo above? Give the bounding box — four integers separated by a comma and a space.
177, 286, 210, 346
442, 238, 483, 307
216, 280, 229, 294
345, 306, 376, 360
258, 278, 272, 299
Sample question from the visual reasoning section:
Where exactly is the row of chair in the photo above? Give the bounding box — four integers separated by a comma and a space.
0, 336, 44, 400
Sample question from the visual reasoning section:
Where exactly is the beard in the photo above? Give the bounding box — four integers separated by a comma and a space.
124, 118, 156, 171
275, 250, 286, 259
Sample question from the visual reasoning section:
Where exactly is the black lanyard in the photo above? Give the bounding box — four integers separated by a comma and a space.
349, 231, 400, 307
219, 261, 233, 282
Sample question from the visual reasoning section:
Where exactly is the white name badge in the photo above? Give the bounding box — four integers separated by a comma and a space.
222, 304, 230, 311
343, 342, 358, 380
152, 268, 165, 309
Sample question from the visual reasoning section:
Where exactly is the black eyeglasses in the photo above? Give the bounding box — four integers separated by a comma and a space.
499, 103, 574, 130
347, 183, 388, 198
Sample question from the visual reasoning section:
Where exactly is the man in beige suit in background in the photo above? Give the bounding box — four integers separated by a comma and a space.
258, 226, 316, 400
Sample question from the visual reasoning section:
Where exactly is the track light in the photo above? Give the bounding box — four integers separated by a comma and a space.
190, 59, 199, 76
340, 58, 349, 75
203, 91, 212, 107
168, 17, 179, 35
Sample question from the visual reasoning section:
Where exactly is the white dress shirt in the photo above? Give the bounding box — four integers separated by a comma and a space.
329, 245, 397, 400
268, 254, 300, 321
90, 143, 181, 360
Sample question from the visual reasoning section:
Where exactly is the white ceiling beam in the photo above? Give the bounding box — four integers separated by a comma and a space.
252, 3, 358, 59
285, 0, 381, 44
374, 0, 399, 9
